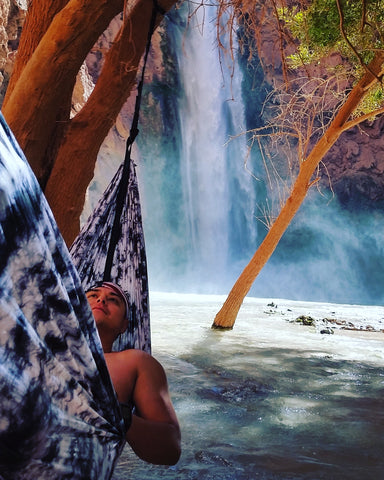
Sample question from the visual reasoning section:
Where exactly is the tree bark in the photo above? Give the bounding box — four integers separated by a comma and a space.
2, 0, 69, 104
2, 0, 176, 245
212, 51, 384, 329
44, 0, 176, 245
2, 0, 123, 186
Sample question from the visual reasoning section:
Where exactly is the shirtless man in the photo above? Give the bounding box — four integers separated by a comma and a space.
85, 282, 181, 466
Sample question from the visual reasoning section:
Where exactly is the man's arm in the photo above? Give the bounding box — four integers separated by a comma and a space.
105, 350, 181, 465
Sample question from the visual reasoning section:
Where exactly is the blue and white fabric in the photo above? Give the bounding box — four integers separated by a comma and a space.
70, 155, 151, 353
0, 113, 126, 479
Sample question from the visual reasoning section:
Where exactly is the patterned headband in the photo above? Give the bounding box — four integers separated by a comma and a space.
87, 281, 129, 319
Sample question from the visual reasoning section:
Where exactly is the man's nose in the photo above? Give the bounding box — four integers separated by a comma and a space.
97, 296, 106, 304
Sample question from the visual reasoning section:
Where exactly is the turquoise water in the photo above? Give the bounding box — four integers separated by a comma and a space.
112, 293, 384, 479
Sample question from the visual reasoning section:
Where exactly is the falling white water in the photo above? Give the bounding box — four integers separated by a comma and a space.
176, 6, 256, 282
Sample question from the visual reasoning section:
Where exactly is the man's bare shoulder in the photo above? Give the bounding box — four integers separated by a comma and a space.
105, 349, 163, 376
104, 349, 169, 405
106, 348, 149, 361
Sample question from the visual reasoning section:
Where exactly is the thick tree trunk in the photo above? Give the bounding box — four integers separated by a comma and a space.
2, 0, 123, 186
2, 0, 176, 245
212, 52, 384, 329
2, 0, 69, 104
44, 0, 176, 245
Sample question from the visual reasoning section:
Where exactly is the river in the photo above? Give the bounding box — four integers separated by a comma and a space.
112, 292, 384, 479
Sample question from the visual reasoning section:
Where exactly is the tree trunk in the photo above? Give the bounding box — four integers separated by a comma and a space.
2, 0, 69, 104
44, 0, 176, 245
2, 0, 123, 186
212, 52, 384, 329
3, 0, 176, 245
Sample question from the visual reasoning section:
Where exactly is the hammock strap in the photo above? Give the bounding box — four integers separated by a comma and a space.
103, 0, 163, 282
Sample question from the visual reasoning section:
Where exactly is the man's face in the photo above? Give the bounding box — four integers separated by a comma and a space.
86, 286, 127, 335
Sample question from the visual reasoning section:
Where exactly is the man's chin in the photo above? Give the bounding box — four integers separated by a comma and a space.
92, 311, 106, 323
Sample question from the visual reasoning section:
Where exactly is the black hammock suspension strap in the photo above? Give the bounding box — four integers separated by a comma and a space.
103, 0, 165, 282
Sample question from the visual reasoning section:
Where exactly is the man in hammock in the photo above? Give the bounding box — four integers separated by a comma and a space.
85, 282, 181, 466
0, 111, 178, 479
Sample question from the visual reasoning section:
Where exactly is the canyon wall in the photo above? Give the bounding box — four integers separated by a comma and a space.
0, 0, 26, 104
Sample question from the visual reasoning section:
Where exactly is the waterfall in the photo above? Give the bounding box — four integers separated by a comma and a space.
179, 8, 256, 275
138, 5, 258, 294
136, 4, 384, 305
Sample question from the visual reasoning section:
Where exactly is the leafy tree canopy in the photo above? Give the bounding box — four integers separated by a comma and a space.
278, 0, 384, 115
279, 0, 384, 63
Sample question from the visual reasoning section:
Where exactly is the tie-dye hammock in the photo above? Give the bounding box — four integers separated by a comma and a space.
0, 110, 150, 478
70, 151, 150, 353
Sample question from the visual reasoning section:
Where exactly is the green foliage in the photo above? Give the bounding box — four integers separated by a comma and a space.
308, 0, 362, 47
353, 83, 384, 118
278, 0, 384, 68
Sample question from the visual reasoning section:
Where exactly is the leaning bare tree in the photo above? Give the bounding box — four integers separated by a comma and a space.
213, 0, 384, 328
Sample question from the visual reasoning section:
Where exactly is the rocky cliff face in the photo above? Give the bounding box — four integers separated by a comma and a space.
0, 0, 26, 104
236, 10, 384, 213
325, 118, 384, 210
